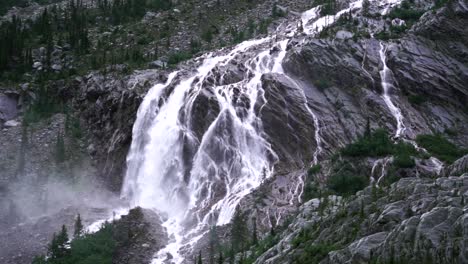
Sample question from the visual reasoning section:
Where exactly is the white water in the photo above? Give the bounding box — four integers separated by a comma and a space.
303, 0, 364, 35
119, 11, 332, 261
378, 42, 444, 177
371, 157, 393, 187
117, 0, 416, 262
378, 42, 407, 139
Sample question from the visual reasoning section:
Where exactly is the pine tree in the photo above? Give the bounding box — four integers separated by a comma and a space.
74, 214, 84, 237
48, 233, 59, 259
197, 251, 203, 264
252, 218, 258, 246
231, 206, 248, 253
365, 117, 371, 138
55, 132, 66, 163
209, 226, 218, 264
32, 255, 47, 264
217, 252, 223, 264
59, 225, 70, 257
362, 0, 370, 16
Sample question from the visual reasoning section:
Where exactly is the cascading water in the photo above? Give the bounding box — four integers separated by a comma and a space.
120, 12, 331, 263
121, 37, 291, 263
377, 42, 445, 181
378, 42, 407, 139
119, 0, 409, 262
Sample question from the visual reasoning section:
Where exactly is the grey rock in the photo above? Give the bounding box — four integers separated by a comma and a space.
0, 94, 18, 122
51, 64, 62, 71
335, 30, 354, 40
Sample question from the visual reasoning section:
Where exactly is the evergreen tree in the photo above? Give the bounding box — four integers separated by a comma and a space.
74, 214, 84, 237
32, 255, 47, 264
54, 225, 70, 259
209, 226, 218, 264
231, 206, 248, 253
363, 0, 371, 16
364, 117, 371, 138
252, 218, 258, 246
217, 252, 223, 264
197, 251, 203, 264
55, 132, 66, 163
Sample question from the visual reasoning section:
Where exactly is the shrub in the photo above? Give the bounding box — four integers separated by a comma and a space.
327, 162, 369, 196
416, 134, 467, 163
294, 242, 339, 263
341, 129, 394, 157
308, 164, 322, 177
408, 94, 426, 105
393, 153, 415, 168
314, 78, 332, 91
392, 142, 417, 168
388, 1, 425, 21
167, 51, 192, 65
302, 164, 323, 201
33, 222, 116, 264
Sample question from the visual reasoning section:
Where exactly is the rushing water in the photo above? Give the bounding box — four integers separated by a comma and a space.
118, 0, 418, 262
119, 10, 331, 263
378, 42, 407, 139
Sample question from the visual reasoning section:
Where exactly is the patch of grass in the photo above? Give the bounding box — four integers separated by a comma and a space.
416, 134, 467, 163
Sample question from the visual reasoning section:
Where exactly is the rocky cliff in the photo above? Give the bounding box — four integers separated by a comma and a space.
1, 0, 468, 263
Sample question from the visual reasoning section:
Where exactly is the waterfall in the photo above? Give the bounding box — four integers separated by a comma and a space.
378, 42, 445, 176
378, 42, 407, 139
119, 0, 379, 262
121, 29, 325, 264
371, 157, 393, 187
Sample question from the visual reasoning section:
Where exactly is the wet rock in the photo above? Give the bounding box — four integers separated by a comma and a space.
113, 207, 169, 264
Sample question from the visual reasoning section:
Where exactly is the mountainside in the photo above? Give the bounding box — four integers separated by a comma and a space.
0, 0, 467, 263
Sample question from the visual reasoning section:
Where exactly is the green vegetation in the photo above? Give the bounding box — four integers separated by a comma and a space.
74, 214, 84, 237
392, 142, 416, 168
340, 129, 417, 168
303, 164, 322, 201
324, 129, 420, 195
376, 0, 426, 40
23, 84, 63, 124
313, 0, 337, 16
388, 1, 425, 21
54, 132, 66, 163
167, 51, 192, 65
35, 222, 115, 264
433, 0, 451, 9
291, 227, 340, 263
0, 0, 28, 16
295, 242, 339, 263
271, 3, 286, 18
308, 164, 322, 177
416, 134, 467, 163
408, 94, 427, 105
362, 0, 370, 16
314, 78, 332, 91
341, 129, 394, 157
327, 161, 369, 196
